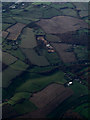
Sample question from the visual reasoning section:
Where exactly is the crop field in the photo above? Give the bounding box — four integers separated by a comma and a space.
2, 31, 8, 39
2, 52, 17, 65
51, 43, 76, 63
22, 48, 49, 66
22, 83, 73, 118
37, 16, 88, 34
59, 28, 88, 45
20, 28, 37, 48
30, 83, 73, 108
7, 23, 26, 40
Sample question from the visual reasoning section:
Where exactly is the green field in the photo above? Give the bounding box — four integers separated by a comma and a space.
10, 60, 29, 71
20, 28, 37, 48
74, 46, 88, 61
3, 67, 22, 88
13, 100, 37, 114
16, 70, 66, 93
2, 23, 12, 30
22, 48, 49, 66
61, 9, 78, 17
73, 103, 89, 119
8, 92, 31, 105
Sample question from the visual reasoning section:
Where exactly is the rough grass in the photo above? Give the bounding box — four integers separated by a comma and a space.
46, 34, 60, 42
22, 48, 49, 66
8, 92, 31, 105
61, 9, 78, 17
16, 71, 66, 93
8, 48, 26, 61
74, 46, 88, 60
13, 100, 37, 114
10, 60, 29, 71
20, 28, 37, 48
43, 8, 61, 18
73, 103, 88, 119
2, 23, 12, 30
3, 67, 22, 88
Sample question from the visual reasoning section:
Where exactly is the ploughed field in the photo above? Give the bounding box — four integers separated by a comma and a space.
51, 43, 76, 63
37, 16, 88, 34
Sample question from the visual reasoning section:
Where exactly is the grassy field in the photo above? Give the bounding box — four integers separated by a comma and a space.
2, 23, 12, 30
8, 92, 31, 105
3, 67, 23, 88
22, 48, 49, 66
61, 9, 78, 17
13, 100, 37, 114
46, 34, 60, 42
10, 60, 29, 71
16, 70, 66, 93
3, 52, 17, 65
42, 49, 62, 65
47, 81, 88, 118
51, 2, 74, 9
73, 103, 88, 119
20, 28, 37, 48
43, 8, 61, 18
8, 48, 26, 61
29, 65, 59, 73
74, 46, 88, 61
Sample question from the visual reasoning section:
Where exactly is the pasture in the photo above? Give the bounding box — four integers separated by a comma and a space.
2, 67, 23, 88
22, 48, 49, 66
10, 60, 29, 71
20, 28, 37, 48
16, 70, 66, 93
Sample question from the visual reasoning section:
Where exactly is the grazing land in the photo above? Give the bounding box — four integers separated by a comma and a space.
22, 48, 49, 66
20, 28, 37, 48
